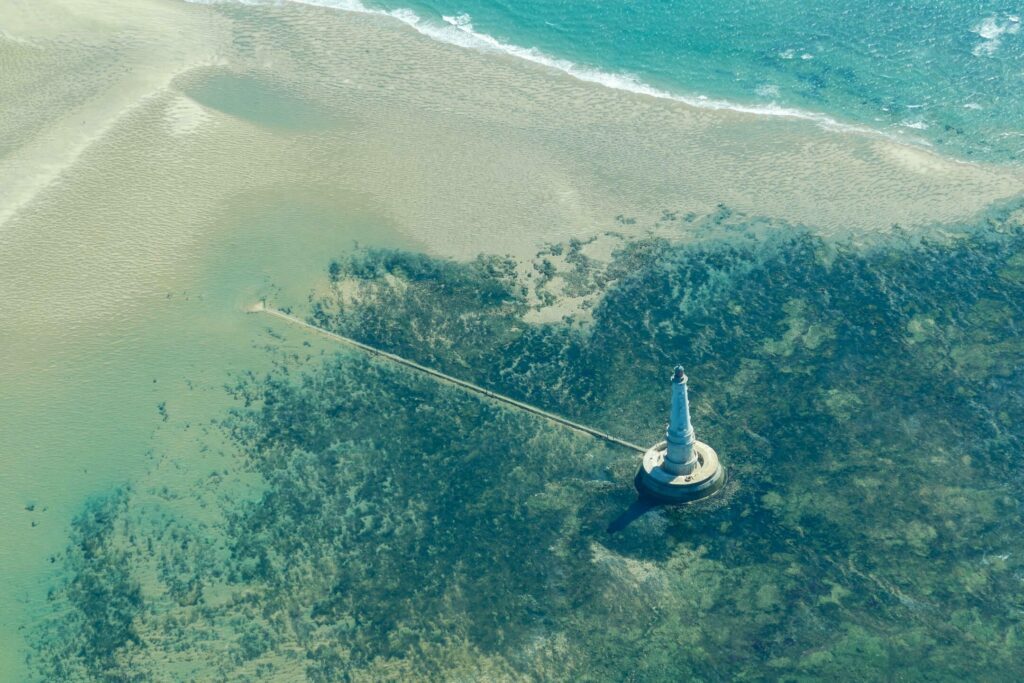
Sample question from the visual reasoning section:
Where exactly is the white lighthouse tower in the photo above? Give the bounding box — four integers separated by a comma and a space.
635, 366, 725, 503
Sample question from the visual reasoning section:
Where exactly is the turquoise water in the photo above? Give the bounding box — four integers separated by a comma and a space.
326, 0, 1024, 162
9, 0, 1024, 679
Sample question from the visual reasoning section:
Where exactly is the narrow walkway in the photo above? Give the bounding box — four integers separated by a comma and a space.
249, 301, 647, 454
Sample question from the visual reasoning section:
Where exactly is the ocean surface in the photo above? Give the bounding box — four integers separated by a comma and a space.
286, 0, 1024, 162
3, 0, 1024, 680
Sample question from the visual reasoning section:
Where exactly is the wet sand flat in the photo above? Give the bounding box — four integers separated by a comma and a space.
1, 0, 1022, 678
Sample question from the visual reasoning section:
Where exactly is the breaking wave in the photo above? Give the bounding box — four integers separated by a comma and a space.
184, 0, 907, 142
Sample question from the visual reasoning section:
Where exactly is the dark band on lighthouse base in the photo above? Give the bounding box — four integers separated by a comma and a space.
635, 440, 726, 504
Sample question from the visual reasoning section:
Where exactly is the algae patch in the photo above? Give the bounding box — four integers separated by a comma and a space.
31, 202, 1024, 681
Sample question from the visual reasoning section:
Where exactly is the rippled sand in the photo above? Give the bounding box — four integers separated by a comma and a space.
1, 0, 1022, 677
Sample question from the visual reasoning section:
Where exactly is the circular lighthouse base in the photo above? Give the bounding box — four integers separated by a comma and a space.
635, 440, 726, 504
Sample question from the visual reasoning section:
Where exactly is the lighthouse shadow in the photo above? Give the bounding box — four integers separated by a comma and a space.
606, 497, 661, 534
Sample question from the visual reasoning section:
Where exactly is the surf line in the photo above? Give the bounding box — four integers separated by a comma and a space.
249, 301, 647, 454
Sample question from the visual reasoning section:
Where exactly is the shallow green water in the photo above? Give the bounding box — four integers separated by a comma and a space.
182, 70, 343, 131
0, 138, 409, 679
30, 201, 1024, 680
6, 3, 1024, 680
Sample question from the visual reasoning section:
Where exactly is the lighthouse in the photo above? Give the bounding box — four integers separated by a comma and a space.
635, 366, 725, 503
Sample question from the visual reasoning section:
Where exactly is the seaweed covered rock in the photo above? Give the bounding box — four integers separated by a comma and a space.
32, 202, 1024, 681
32, 492, 144, 682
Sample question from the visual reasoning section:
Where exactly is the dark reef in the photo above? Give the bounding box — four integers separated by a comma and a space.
32, 202, 1024, 681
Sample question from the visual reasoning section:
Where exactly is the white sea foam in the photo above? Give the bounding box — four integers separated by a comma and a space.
185, 0, 899, 140
971, 15, 1020, 56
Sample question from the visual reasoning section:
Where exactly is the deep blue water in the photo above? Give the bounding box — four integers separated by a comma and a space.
351, 0, 1023, 163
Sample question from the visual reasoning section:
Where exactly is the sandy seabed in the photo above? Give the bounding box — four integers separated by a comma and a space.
1, 0, 1022, 678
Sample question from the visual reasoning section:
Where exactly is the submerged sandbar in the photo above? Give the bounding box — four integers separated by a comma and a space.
1, 0, 1024, 677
